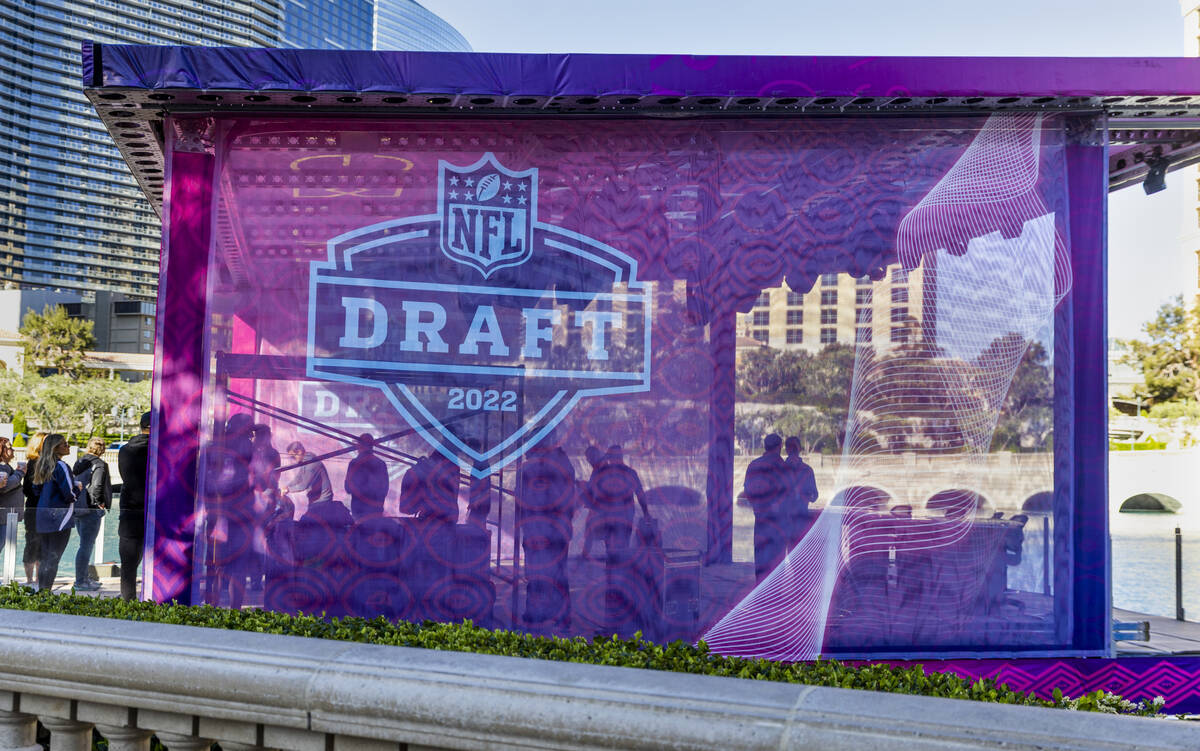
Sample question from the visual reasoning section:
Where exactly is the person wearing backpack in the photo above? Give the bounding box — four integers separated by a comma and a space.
71, 437, 112, 591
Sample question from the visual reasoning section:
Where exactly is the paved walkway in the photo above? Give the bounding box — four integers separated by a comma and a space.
1114, 607, 1200, 655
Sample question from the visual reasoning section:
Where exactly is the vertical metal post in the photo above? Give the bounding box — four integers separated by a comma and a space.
2, 512, 16, 583
1176, 526, 1185, 621
94, 515, 106, 567
1042, 516, 1051, 595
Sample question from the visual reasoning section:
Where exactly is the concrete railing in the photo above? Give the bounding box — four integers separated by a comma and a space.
0, 609, 1194, 751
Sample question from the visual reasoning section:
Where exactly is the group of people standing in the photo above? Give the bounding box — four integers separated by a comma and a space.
743, 434, 820, 581
0, 411, 151, 598
201, 409, 660, 627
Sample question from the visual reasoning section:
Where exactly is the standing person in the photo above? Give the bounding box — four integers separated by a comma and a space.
247, 424, 281, 591
249, 424, 282, 494
71, 437, 112, 591
516, 440, 576, 627
578, 445, 605, 560
744, 433, 789, 581
587, 445, 652, 556
117, 412, 151, 600
20, 432, 47, 587
345, 433, 389, 521
283, 441, 333, 517
208, 413, 255, 608
33, 434, 80, 591
783, 437, 819, 549
0, 437, 26, 557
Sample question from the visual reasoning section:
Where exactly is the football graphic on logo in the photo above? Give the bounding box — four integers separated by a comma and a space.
476, 173, 501, 201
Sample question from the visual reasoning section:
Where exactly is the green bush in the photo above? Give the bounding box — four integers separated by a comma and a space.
0, 584, 1163, 716
11, 412, 27, 436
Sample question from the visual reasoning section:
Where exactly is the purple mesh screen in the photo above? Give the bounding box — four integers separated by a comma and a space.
155, 112, 1093, 658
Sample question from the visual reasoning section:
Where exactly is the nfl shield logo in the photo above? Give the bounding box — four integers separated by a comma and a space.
438, 153, 536, 278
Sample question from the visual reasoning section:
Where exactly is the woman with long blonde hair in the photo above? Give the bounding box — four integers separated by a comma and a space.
33, 434, 78, 591
20, 432, 48, 586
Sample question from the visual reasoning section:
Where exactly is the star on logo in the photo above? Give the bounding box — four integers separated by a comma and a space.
503, 180, 512, 190
463, 190, 473, 200
502, 194, 512, 204
517, 195, 527, 205
449, 176, 459, 186
517, 182, 528, 192
448, 190, 458, 199
464, 177, 475, 187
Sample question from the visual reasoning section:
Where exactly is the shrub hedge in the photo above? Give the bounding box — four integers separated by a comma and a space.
0, 583, 1163, 716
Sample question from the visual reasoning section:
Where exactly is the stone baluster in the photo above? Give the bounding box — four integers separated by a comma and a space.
96, 724, 154, 751
40, 718, 94, 751
155, 731, 213, 751
0, 711, 40, 751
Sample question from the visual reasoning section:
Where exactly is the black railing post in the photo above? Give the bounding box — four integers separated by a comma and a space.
1176, 526, 1185, 621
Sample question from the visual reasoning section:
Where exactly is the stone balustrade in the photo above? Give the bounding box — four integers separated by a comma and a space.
0, 608, 1195, 750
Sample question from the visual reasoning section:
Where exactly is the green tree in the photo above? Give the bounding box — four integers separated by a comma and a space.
773, 406, 842, 454
0, 371, 22, 423
1120, 295, 1200, 406
21, 374, 83, 434
981, 338, 1053, 452
19, 305, 95, 380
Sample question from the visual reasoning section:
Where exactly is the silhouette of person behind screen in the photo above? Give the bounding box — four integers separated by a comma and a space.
587, 445, 651, 557
463, 437, 491, 530
784, 436, 819, 548
208, 413, 255, 608
283, 441, 333, 520
246, 424, 281, 592
345, 433, 389, 521
578, 445, 605, 559
516, 439, 575, 627
744, 433, 789, 581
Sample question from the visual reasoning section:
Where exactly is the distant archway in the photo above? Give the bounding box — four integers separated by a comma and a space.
925, 488, 992, 519
1119, 493, 1181, 513
830, 485, 893, 512
1022, 491, 1053, 513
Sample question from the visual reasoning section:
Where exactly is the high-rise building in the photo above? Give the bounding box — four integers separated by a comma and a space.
375, 0, 471, 52
0, 0, 284, 301
282, 0, 373, 50
0, 0, 469, 307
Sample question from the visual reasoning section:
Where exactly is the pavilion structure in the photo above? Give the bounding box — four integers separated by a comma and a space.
83, 43, 1200, 710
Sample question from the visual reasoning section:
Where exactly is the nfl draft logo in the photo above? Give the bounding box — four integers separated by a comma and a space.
306, 153, 651, 477
439, 156, 535, 278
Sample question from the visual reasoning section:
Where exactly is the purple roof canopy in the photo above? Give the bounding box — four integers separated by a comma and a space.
83, 43, 1200, 211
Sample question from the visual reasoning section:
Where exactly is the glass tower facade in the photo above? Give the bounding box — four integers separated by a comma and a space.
375, 0, 471, 52
282, 0, 373, 50
0, 0, 285, 300
0, 0, 468, 302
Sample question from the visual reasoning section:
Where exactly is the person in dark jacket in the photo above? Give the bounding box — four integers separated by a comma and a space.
71, 437, 112, 591
0, 436, 26, 567
20, 432, 47, 586
117, 412, 151, 600
344, 433, 388, 521
34, 434, 80, 591
0, 437, 25, 554
744, 434, 789, 581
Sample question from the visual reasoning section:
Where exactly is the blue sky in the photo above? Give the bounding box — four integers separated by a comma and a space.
422, 0, 1194, 339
